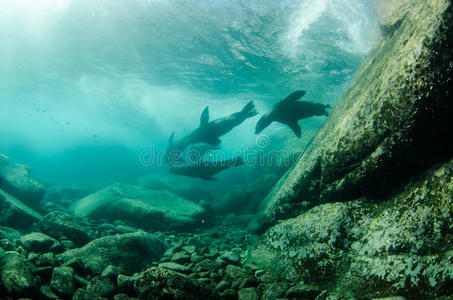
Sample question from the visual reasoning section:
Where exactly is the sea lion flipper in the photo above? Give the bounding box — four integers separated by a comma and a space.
283, 90, 306, 102
288, 121, 302, 138
200, 106, 210, 126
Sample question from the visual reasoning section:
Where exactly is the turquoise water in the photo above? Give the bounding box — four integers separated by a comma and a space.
0, 0, 380, 185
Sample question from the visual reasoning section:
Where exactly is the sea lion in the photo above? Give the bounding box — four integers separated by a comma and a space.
165, 132, 192, 164
165, 133, 221, 165
169, 157, 245, 180
255, 90, 330, 137
189, 101, 258, 145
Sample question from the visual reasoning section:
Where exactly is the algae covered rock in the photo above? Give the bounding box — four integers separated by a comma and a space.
250, 0, 453, 234
0, 252, 35, 296
58, 232, 167, 275
248, 159, 453, 298
0, 153, 45, 209
50, 265, 76, 296
72, 183, 207, 231
249, 201, 365, 283
134, 266, 220, 300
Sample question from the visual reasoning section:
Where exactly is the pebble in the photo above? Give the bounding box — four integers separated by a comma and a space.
158, 262, 191, 274
221, 251, 241, 265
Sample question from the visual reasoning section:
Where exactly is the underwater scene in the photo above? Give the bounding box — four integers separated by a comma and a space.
0, 0, 452, 299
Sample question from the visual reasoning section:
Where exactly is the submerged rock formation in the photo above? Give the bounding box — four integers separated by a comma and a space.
250, 0, 452, 233
0, 153, 45, 209
0, 154, 44, 229
0, 189, 42, 229
72, 183, 207, 231
248, 0, 453, 298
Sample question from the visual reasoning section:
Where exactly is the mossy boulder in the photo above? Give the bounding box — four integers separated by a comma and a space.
58, 232, 167, 276
0, 252, 35, 297
134, 266, 220, 300
248, 159, 453, 298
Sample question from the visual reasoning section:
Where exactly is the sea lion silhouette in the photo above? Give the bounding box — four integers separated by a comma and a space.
255, 90, 330, 137
189, 101, 258, 145
165, 101, 257, 165
165, 132, 192, 164
169, 157, 245, 180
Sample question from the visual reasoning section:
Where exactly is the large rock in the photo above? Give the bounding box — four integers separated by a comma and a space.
20, 232, 61, 253
0, 189, 42, 229
50, 266, 76, 296
248, 159, 453, 298
134, 266, 220, 300
58, 232, 167, 275
39, 211, 90, 247
72, 183, 207, 231
0, 252, 35, 296
250, 0, 453, 234
0, 153, 45, 209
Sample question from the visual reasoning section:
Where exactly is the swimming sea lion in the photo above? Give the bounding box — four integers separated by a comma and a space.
165, 132, 192, 164
255, 90, 330, 137
169, 157, 245, 180
189, 101, 258, 145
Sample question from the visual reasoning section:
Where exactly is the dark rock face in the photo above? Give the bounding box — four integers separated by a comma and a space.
39, 211, 90, 247
134, 267, 220, 300
0, 153, 45, 209
58, 232, 167, 276
250, 0, 453, 235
